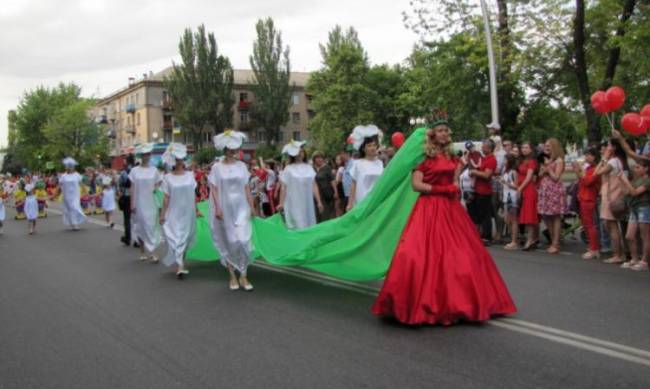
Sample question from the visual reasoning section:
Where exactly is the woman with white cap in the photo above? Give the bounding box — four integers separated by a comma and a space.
277, 140, 323, 229
129, 143, 162, 262
100, 173, 116, 228
24, 183, 39, 234
209, 130, 257, 291
346, 125, 384, 211
159, 143, 196, 279
59, 157, 86, 230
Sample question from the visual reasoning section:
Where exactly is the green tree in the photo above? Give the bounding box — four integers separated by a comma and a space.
41, 99, 109, 167
249, 17, 292, 146
307, 26, 377, 156
165, 25, 234, 150
365, 64, 410, 135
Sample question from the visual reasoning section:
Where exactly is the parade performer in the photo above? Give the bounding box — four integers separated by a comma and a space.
209, 130, 256, 291
277, 140, 323, 229
24, 183, 39, 235
347, 125, 384, 210
129, 143, 162, 262
35, 181, 48, 218
160, 143, 196, 279
371, 118, 517, 325
13, 184, 26, 220
58, 158, 86, 230
101, 174, 116, 228
0, 178, 6, 234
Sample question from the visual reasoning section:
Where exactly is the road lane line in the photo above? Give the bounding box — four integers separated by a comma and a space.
46, 208, 650, 367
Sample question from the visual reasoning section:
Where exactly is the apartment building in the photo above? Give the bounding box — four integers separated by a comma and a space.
95, 68, 314, 157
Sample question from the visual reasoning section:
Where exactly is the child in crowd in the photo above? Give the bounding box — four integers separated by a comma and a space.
24, 183, 39, 235
619, 159, 650, 271
500, 154, 519, 249
573, 148, 601, 260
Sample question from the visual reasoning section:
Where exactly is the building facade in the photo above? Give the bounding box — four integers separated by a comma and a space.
95, 68, 313, 157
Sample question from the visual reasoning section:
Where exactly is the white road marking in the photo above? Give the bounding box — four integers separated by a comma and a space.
46, 207, 650, 367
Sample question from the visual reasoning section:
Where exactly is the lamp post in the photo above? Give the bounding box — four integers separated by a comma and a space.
479, 0, 500, 134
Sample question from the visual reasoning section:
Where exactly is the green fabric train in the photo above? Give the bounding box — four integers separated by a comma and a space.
184, 127, 428, 281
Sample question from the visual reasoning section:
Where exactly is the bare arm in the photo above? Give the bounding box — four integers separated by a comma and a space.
313, 181, 324, 213
619, 173, 647, 197
412, 170, 432, 194
160, 194, 169, 224
517, 169, 534, 193
245, 183, 257, 217
594, 160, 612, 177
470, 168, 494, 180
209, 183, 223, 220
548, 159, 564, 182
346, 181, 357, 211
612, 130, 649, 163
277, 183, 287, 212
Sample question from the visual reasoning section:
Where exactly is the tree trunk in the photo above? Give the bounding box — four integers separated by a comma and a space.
599, 0, 637, 90
573, 0, 600, 144
495, 0, 519, 139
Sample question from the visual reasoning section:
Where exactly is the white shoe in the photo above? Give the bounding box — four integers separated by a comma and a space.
239, 278, 254, 292
139, 255, 148, 261
229, 279, 240, 291
149, 255, 159, 263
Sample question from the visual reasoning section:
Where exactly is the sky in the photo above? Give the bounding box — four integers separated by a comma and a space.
0, 0, 420, 148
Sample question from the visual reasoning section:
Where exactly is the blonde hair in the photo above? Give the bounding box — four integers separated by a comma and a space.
547, 138, 565, 160
424, 127, 453, 158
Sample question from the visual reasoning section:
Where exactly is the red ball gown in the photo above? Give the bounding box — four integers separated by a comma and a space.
372, 155, 517, 325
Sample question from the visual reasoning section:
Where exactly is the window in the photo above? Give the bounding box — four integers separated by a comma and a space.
239, 92, 248, 102
278, 131, 284, 142
292, 94, 299, 105
240, 111, 249, 124
307, 110, 315, 120
136, 113, 140, 126
293, 131, 301, 141
292, 112, 300, 124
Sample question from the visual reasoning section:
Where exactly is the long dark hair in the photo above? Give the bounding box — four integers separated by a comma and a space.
609, 138, 629, 173
358, 135, 379, 158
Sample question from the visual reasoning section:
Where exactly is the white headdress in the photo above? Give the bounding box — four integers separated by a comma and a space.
213, 130, 247, 151
62, 157, 78, 167
350, 124, 383, 151
281, 140, 306, 157
25, 183, 35, 193
161, 142, 187, 166
135, 142, 155, 155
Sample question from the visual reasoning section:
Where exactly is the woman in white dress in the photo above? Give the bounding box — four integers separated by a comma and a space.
347, 125, 384, 210
129, 143, 162, 262
59, 157, 86, 230
24, 183, 39, 235
209, 131, 257, 291
160, 143, 196, 279
101, 173, 116, 228
0, 176, 6, 234
277, 141, 324, 229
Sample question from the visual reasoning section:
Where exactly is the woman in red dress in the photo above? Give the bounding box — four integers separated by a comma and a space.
517, 142, 540, 250
372, 122, 517, 325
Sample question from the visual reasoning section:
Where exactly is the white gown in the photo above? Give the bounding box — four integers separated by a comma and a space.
129, 166, 162, 253
102, 187, 116, 212
161, 172, 197, 267
280, 163, 316, 229
24, 194, 39, 221
350, 158, 384, 205
208, 160, 253, 274
60, 172, 86, 227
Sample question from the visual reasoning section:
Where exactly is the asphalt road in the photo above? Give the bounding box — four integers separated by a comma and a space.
1, 207, 649, 389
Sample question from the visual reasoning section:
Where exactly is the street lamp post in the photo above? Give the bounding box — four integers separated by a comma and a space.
479, 0, 500, 134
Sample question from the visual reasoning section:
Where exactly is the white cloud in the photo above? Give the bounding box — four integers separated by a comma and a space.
0, 0, 418, 147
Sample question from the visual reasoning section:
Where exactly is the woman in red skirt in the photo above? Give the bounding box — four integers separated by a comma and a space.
372, 120, 517, 325
517, 142, 540, 250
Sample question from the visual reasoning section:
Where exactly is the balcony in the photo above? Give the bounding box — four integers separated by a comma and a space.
126, 103, 136, 113
238, 100, 251, 110
162, 98, 173, 111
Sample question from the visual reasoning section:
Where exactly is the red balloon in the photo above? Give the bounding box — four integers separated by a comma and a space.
590, 91, 609, 114
621, 113, 646, 136
391, 132, 405, 148
640, 104, 650, 119
605, 86, 625, 111
346, 135, 354, 145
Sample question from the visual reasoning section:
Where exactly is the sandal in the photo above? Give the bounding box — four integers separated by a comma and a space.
603, 257, 625, 264
504, 242, 520, 250
620, 259, 640, 269
546, 246, 560, 255
631, 261, 648, 271
581, 251, 600, 260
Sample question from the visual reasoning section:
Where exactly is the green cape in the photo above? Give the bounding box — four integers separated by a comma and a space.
184, 127, 427, 281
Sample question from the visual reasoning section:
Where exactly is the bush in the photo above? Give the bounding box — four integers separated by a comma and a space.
194, 147, 220, 165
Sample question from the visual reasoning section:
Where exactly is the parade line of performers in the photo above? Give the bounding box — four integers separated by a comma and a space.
0, 120, 518, 326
